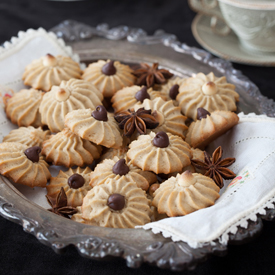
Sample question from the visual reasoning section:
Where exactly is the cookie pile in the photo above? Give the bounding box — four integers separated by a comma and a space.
0, 55, 240, 228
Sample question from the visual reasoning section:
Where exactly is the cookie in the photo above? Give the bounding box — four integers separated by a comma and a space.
111, 85, 168, 113
152, 171, 220, 216
46, 167, 92, 207
127, 131, 192, 174
22, 54, 82, 91
42, 128, 102, 167
81, 178, 152, 228
0, 142, 50, 188
157, 76, 186, 104
65, 106, 123, 148
177, 72, 239, 120
71, 207, 95, 225
185, 109, 239, 149
39, 79, 103, 132
3, 126, 50, 147
99, 146, 129, 163
137, 98, 188, 139
89, 156, 156, 191
82, 60, 136, 97
5, 88, 43, 127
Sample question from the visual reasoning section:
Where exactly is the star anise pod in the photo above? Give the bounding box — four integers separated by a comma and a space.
191, 146, 236, 189
46, 187, 77, 219
133, 63, 173, 88
114, 108, 159, 138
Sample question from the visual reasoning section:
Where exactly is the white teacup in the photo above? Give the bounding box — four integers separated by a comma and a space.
189, 0, 275, 53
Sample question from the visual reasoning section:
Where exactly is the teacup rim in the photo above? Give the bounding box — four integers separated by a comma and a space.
219, 0, 275, 10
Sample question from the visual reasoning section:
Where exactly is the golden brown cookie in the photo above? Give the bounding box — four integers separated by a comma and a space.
0, 142, 50, 187
5, 88, 43, 127
185, 109, 239, 149
46, 167, 92, 207
65, 106, 123, 148
99, 146, 129, 163
158, 76, 186, 104
71, 207, 95, 225
3, 126, 50, 147
39, 79, 103, 132
82, 60, 136, 97
152, 171, 220, 216
127, 131, 192, 174
137, 98, 188, 139
22, 54, 82, 91
177, 72, 239, 120
42, 128, 102, 167
111, 85, 168, 113
89, 156, 156, 191
81, 178, 152, 228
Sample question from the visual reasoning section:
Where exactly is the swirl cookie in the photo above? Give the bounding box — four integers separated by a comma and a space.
99, 146, 129, 163
39, 79, 103, 132
42, 128, 102, 167
158, 76, 186, 104
177, 72, 239, 120
82, 60, 136, 97
3, 126, 50, 147
111, 85, 168, 113
152, 171, 220, 216
46, 167, 92, 207
138, 98, 188, 139
65, 105, 123, 148
89, 156, 156, 191
71, 207, 95, 225
22, 54, 82, 91
5, 88, 43, 127
81, 178, 152, 228
0, 142, 50, 187
127, 131, 192, 174
185, 108, 239, 149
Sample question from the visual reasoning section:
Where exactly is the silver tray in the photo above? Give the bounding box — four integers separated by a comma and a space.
1, 20, 275, 272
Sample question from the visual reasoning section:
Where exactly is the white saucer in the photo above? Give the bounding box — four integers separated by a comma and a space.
191, 14, 275, 66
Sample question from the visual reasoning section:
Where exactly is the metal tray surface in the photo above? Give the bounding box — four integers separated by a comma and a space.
1, 20, 275, 271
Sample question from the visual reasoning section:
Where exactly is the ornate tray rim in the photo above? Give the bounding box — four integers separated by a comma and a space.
1, 20, 275, 272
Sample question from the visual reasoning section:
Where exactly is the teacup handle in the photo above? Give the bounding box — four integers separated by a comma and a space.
188, 0, 231, 36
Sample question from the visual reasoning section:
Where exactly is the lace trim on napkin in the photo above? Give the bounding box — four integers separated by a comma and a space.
0, 28, 80, 63
142, 192, 275, 248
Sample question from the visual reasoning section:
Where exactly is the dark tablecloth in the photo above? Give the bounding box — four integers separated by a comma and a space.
1, 1, 275, 274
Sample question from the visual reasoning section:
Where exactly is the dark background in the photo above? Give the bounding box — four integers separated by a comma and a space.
1, 0, 275, 274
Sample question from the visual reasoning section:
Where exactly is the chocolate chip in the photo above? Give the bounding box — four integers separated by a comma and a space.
152, 131, 169, 148
101, 60, 117, 76
135, 87, 150, 102
92, 105, 108, 121
68, 174, 85, 189
169, 84, 179, 99
107, 193, 125, 211
24, 146, 41, 163
112, 159, 130, 176
197, 108, 211, 120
